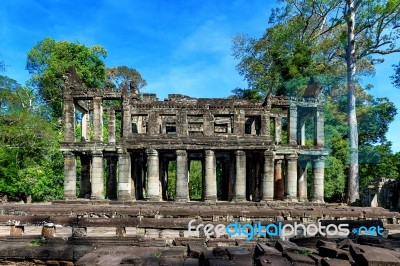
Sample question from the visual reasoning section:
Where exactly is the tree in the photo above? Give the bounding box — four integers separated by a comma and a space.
106, 66, 147, 90
343, 0, 400, 203
233, 0, 400, 204
0, 75, 63, 201
26, 38, 107, 117
392, 63, 400, 89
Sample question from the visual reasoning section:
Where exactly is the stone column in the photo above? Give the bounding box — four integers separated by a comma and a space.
203, 112, 214, 136
204, 150, 217, 201
146, 148, 161, 200
274, 159, 284, 200
63, 151, 76, 200
262, 151, 274, 201
315, 105, 324, 146
109, 109, 116, 143
176, 150, 189, 201
285, 154, 298, 201
297, 160, 308, 201
178, 111, 188, 136
91, 152, 104, 200
288, 105, 298, 145
122, 99, 131, 138
234, 110, 245, 136
79, 155, 91, 198
118, 153, 132, 200
93, 97, 103, 141
275, 117, 282, 144
81, 112, 90, 141
312, 156, 325, 202
234, 150, 246, 201
261, 110, 270, 138
64, 99, 75, 142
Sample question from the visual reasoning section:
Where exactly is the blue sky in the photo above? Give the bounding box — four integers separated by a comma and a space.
0, 0, 399, 151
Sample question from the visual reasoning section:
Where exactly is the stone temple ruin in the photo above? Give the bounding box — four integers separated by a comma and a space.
61, 68, 328, 203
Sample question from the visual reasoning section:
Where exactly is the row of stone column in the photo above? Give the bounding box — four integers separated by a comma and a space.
64, 150, 325, 202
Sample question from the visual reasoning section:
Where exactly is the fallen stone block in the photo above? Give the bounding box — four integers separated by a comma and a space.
256, 255, 291, 266
275, 239, 299, 252
318, 246, 353, 261
350, 244, 400, 266
255, 243, 281, 257
187, 242, 207, 258
285, 251, 315, 265
321, 258, 352, 266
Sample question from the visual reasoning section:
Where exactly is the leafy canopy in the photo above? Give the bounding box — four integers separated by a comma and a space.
26, 38, 107, 117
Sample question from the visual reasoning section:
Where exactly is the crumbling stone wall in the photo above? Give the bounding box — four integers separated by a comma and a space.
61, 68, 328, 202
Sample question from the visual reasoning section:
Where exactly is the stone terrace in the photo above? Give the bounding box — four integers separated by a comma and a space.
1, 202, 400, 265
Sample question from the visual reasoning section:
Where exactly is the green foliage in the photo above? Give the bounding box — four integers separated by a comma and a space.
0, 75, 63, 202
391, 63, 400, 89
26, 37, 107, 117
189, 161, 202, 200
167, 161, 177, 200
106, 66, 147, 90
324, 156, 346, 199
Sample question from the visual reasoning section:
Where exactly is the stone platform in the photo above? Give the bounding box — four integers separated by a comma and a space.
1, 202, 400, 265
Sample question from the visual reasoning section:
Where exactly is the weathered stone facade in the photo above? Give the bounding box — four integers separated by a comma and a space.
61, 68, 328, 202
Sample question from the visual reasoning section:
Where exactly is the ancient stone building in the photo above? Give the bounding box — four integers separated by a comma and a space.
61, 68, 328, 202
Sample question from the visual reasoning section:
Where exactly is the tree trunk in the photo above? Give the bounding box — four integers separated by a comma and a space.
346, 0, 359, 204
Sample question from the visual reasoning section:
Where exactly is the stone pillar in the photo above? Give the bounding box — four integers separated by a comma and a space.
178, 111, 188, 136
118, 153, 132, 200
285, 154, 298, 201
203, 112, 214, 136
274, 159, 284, 200
122, 99, 131, 138
275, 117, 282, 144
63, 151, 76, 200
79, 155, 91, 198
297, 160, 308, 201
234, 110, 245, 136
176, 150, 189, 201
261, 110, 270, 138
91, 152, 104, 200
93, 97, 103, 141
312, 156, 325, 202
204, 150, 217, 201
109, 109, 116, 143
288, 105, 298, 145
64, 99, 75, 142
261, 151, 274, 201
315, 105, 324, 146
81, 112, 90, 141
234, 150, 246, 201
146, 148, 161, 200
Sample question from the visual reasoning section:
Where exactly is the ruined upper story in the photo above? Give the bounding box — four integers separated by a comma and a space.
61, 67, 326, 154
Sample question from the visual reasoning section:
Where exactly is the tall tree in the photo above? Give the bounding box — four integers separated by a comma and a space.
343, 0, 400, 203
233, 0, 400, 204
26, 38, 107, 118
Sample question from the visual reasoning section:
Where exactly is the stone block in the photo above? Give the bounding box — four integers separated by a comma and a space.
255, 243, 282, 257
321, 258, 352, 266
42, 225, 56, 237
256, 255, 291, 266
275, 239, 299, 252
350, 244, 400, 266
285, 251, 315, 265
10, 225, 24, 236
188, 242, 207, 258
318, 246, 353, 261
